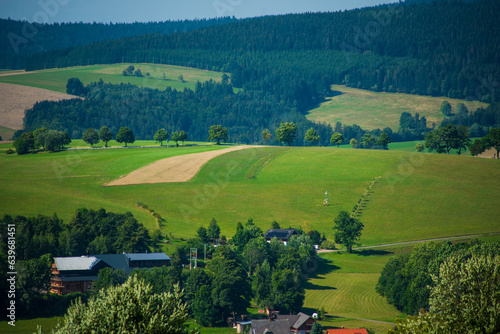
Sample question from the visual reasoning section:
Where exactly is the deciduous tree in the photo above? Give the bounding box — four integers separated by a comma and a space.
179, 130, 188, 145
305, 127, 320, 146
208, 125, 228, 145
415, 142, 425, 152
116, 127, 135, 147
98, 126, 113, 147
276, 122, 297, 146
262, 129, 272, 145
362, 133, 376, 149
82, 128, 100, 147
171, 131, 181, 147
13, 132, 35, 155
377, 132, 391, 149
330, 132, 344, 147
440, 101, 452, 117
51, 276, 195, 334
332, 211, 364, 253
154, 128, 169, 146
483, 128, 500, 159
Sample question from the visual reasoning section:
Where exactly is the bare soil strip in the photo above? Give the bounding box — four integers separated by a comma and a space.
105, 146, 260, 186
0, 82, 79, 130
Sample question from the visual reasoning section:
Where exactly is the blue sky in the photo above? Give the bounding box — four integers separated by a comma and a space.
0, 0, 398, 23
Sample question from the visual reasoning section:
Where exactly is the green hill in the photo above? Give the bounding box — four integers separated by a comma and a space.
1, 146, 498, 244
307, 85, 488, 130
0, 63, 226, 93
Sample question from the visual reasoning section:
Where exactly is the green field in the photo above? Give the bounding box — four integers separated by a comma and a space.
307, 85, 489, 130
1, 146, 499, 333
1, 146, 498, 244
0, 63, 226, 93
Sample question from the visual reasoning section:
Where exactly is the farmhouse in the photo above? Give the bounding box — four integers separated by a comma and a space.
250, 312, 315, 334
264, 228, 299, 245
51, 252, 170, 295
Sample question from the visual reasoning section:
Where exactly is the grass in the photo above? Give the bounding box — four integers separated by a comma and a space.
304, 249, 408, 333
0, 125, 15, 141
0, 316, 63, 334
307, 85, 489, 130
1, 146, 498, 245
0, 63, 227, 94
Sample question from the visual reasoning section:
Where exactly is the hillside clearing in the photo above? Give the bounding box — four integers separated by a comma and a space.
105, 145, 260, 186
307, 85, 488, 130
0, 82, 79, 130
0, 63, 226, 94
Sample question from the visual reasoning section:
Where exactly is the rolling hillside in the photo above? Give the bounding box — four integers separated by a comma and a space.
307, 85, 488, 130
0, 145, 498, 244
0, 63, 226, 93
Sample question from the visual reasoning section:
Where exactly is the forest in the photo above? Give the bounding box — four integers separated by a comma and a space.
0, 17, 237, 69
23, 1, 500, 104
18, 79, 335, 145
0, 211, 317, 327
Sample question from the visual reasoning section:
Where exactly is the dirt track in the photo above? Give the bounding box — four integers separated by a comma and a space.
0, 82, 79, 130
105, 146, 259, 186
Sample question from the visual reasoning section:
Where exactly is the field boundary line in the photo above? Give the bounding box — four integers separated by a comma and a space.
246, 147, 296, 179
318, 232, 500, 253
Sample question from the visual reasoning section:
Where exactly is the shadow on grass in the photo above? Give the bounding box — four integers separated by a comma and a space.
352, 249, 393, 256
303, 256, 339, 291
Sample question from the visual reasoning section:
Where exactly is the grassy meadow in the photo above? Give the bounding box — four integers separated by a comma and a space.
1, 145, 498, 244
1, 145, 499, 333
307, 85, 489, 130
0, 63, 226, 93
0, 125, 15, 142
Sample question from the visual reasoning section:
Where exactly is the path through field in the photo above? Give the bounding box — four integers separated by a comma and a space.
105, 145, 260, 186
0, 82, 79, 130
318, 232, 500, 253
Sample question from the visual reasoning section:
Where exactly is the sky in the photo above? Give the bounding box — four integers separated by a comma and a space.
0, 0, 398, 24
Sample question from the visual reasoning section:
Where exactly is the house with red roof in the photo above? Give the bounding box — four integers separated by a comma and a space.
326, 329, 369, 334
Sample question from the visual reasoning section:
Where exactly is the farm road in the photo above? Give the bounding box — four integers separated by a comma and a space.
318, 232, 500, 254
105, 145, 260, 186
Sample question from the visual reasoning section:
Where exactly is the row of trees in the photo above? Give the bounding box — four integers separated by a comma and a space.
377, 239, 500, 333
425, 125, 500, 157
13, 128, 70, 154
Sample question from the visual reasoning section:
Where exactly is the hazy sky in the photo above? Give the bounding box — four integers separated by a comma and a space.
0, 0, 398, 23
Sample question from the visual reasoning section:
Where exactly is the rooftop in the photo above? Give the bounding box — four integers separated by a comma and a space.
264, 228, 299, 240
124, 252, 171, 261
54, 256, 101, 271
326, 329, 369, 334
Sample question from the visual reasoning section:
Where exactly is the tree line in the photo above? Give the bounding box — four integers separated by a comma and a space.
376, 239, 500, 333
17, 79, 334, 145
0, 17, 237, 69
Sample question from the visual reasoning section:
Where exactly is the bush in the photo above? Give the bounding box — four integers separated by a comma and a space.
320, 240, 336, 250
6, 149, 14, 155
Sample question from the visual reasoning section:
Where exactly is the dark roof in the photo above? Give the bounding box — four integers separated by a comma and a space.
251, 319, 292, 334
95, 254, 131, 273
276, 312, 311, 329
125, 252, 171, 261
264, 228, 299, 240
251, 313, 312, 334
59, 275, 99, 282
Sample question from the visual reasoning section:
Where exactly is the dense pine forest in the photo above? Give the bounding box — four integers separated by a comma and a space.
0, 17, 237, 69
11, 1, 500, 143
24, 1, 500, 102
